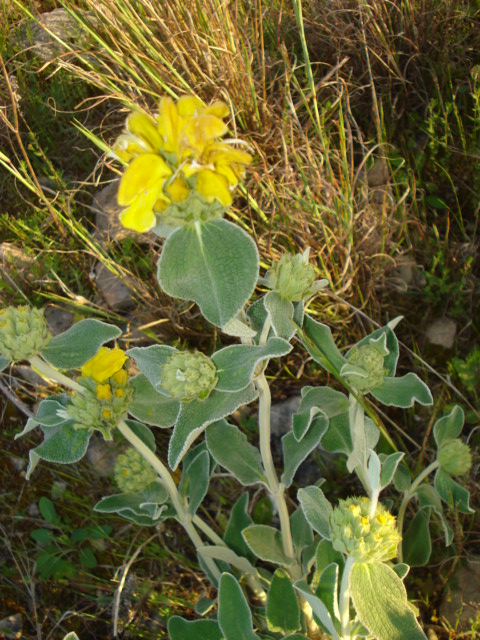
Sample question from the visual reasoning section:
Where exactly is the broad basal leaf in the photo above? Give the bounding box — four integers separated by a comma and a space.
402, 509, 432, 566
26, 423, 91, 479
157, 219, 259, 329
41, 319, 121, 368
434, 468, 474, 514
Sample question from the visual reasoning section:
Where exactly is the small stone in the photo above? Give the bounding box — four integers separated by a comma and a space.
17, 9, 96, 62
270, 396, 301, 438
43, 306, 75, 336
86, 437, 117, 476
0, 613, 22, 639
90, 263, 134, 311
8, 456, 26, 472
425, 318, 457, 349
439, 559, 480, 629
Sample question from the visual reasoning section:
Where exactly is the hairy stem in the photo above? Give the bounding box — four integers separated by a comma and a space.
397, 460, 440, 563
255, 371, 296, 567
117, 419, 221, 581
339, 556, 355, 640
29, 355, 85, 393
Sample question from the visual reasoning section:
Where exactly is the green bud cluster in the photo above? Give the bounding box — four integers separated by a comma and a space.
343, 344, 386, 393
66, 369, 132, 440
0, 306, 51, 362
437, 439, 472, 476
158, 191, 225, 229
329, 496, 401, 562
160, 349, 218, 401
267, 251, 317, 302
114, 448, 157, 493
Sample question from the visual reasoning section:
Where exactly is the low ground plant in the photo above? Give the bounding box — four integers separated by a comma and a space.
1, 95, 475, 639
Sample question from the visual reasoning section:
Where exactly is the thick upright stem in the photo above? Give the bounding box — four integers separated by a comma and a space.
255, 371, 296, 566
29, 355, 84, 393
339, 556, 355, 640
117, 419, 221, 581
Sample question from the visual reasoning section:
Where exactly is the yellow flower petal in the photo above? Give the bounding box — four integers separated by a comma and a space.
196, 169, 232, 206
81, 347, 127, 383
166, 176, 190, 202
96, 383, 112, 400
203, 100, 230, 119
118, 154, 172, 206
176, 95, 205, 117
119, 185, 167, 232
182, 115, 228, 152
127, 112, 164, 151
156, 97, 182, 153
112, 133, 152, 162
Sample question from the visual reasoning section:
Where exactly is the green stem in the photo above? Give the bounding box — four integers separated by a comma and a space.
255, 371, 296, 568
348, 394, 370, 495
339, 556, 355, 640
117, 419, 221, 582
397, 460, 440, 563
29, 355, 84, 393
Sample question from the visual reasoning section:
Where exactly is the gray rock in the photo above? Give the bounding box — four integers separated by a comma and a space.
439, 558, 480, 629
43, 306, 75, 336
0, 613, 22, 639
86, 437, 117, 477
90, 262, 134, 311
425, 317, 457, 349
18, 9, 95, 62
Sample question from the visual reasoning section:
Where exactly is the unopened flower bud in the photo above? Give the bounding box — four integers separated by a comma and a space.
437, 439, 472, 476
0, 306, 51, 361
267, 251, 317, 302
342, 345, 386, 393
114, 448, 157, 493
160, 350, 217, 401
330, 496, 401, 562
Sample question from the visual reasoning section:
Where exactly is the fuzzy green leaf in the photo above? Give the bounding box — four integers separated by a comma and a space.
168, 384, 258, 470
124, 419, 156, 452
242, 524, 290, 565
218, 573, 259, 640
293, 580, 339, 639
371, 373, 433, 408
297, 486, 332, 539
28, 423, 91, 478
415, 484, 453, 546
433, 405, 464, 447
180, 449, 211, 515
267, 569, 301, 634
315, 563, 339, 622
129, 374, 179, 427
0, 355, 10, 371
290, 507, 314, 553
41, 319, 121, 368
206, 420, 266, 486
127, 345, 175, 390
302, 316, 346, 374
293, 386, 348, 441
434, 468, 474, 514
350, 561, 427, 640
168, 617, 223, 640
224, 493, 255, 561
281, 417, 328, 488
403, 509, 432, 566
379, 452, 405, 489
213, 337, 292, 392
157, 219, 259, 329
264, 291, 296, 340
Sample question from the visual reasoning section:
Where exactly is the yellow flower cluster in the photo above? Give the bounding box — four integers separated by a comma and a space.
112, 95, 252, 232
66, 347, 132, 439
